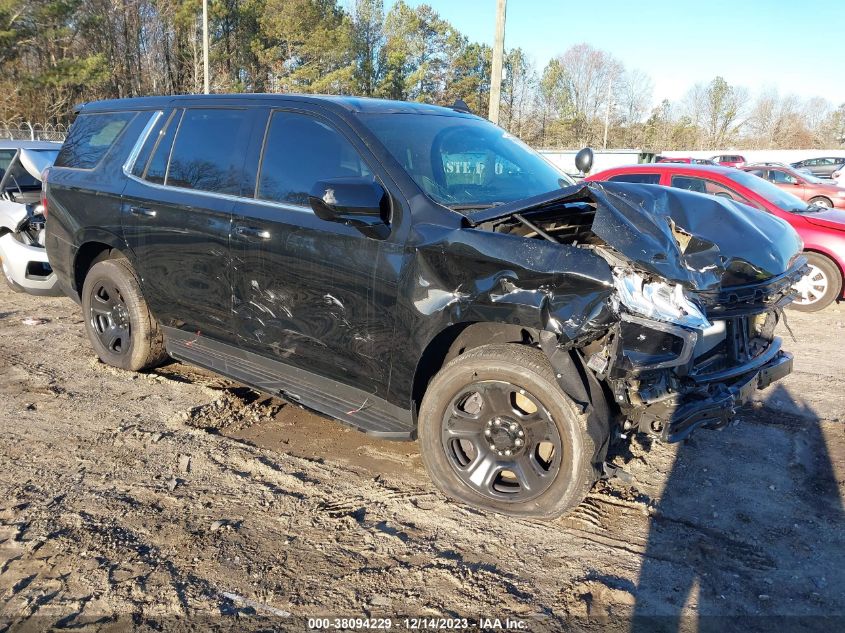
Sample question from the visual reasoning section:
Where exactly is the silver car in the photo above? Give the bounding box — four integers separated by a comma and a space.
0, 141, 61, 295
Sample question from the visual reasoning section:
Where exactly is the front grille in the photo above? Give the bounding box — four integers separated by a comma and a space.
691, 315, 772, 378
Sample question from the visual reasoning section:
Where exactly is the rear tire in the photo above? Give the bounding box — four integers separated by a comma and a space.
417, 344, 604, 519
790, 252, 842, 312
81, 258, 167, 371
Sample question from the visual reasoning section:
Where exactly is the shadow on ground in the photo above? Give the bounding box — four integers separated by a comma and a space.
630, 384, 843, 632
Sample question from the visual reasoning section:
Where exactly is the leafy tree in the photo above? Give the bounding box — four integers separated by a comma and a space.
258, 0, 355, 93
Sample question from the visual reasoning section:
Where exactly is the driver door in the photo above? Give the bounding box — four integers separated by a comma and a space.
230, 107, 405, 395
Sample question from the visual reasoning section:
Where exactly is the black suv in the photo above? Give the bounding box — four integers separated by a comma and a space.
45, 95, 804, 518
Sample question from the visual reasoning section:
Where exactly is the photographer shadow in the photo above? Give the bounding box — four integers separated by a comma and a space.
630, 384, 843, 632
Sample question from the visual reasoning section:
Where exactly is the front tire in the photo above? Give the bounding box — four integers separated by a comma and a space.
790, 252, 842, 312
418, 344, 604, 519
808, 196, 832, 208
81, 258, 167, 371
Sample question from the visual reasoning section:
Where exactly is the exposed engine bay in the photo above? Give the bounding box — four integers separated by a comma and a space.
467, 182, 806, 442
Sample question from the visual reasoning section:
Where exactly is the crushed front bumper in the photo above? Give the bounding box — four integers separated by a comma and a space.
659, 350, 792, 442
600, 309, 796, 443
0, 232, 59, 295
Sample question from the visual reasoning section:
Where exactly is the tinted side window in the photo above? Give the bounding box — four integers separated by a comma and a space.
144, 110, 181, 185
130, 111, 168, 177
608, 173, 660, 184
55, 112, 136, 169
670, 175, 752, 204
770, 170, 797, 184
166, 108, 252, 195
257, 111, 370, 206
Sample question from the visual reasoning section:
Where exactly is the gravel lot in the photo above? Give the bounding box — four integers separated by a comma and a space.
0, 284, 843, 631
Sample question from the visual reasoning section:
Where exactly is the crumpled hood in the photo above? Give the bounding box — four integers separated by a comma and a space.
468, 182, 804, 291
803, 207, 845, 233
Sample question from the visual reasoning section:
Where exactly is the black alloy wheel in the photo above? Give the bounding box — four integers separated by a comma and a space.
441, 380, 563, 502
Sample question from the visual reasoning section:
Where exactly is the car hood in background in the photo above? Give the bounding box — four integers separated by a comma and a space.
803, 208, 845, 232
467, 182, 803, 291
19, 149, 58, 181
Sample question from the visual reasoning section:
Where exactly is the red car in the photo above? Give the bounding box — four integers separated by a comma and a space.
711, 154, 746, 168
585, 164, 845, 311
741, 164, 845, 209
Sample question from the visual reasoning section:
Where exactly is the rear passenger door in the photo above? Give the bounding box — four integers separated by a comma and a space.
229, 107, 402, 395
122, 107, 257, 344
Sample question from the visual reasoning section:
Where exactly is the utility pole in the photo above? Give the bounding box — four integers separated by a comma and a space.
602, 73, 613, 149
202, 0, 210, 94
488, 0, 506, 125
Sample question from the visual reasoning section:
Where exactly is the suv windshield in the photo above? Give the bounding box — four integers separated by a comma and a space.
726, 169, 811, 212
359, 113, 572, 208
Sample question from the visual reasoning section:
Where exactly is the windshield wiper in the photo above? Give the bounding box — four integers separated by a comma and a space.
449, 202, 506, 211
794, 204, 826, 214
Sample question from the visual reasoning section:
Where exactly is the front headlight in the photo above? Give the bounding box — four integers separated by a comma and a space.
613, 269, 711, 330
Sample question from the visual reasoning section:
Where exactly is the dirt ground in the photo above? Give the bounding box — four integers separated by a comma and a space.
0, 283, 843, 631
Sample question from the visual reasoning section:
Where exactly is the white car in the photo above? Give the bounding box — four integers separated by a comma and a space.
0, 141, 61, 295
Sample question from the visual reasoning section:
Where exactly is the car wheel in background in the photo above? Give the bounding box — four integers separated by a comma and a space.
809, 196, 832, 208
417, 344, 605, 519
81, 257, 167, 371
790, 252, 842, 312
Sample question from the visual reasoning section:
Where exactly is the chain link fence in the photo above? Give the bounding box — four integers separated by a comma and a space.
0, 122, 67, 142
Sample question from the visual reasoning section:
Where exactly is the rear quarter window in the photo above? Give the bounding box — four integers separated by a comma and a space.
55, 112, 136, 169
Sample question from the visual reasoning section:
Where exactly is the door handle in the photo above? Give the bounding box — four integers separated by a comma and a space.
129, 206, 157, 218
234, 225, 271, 240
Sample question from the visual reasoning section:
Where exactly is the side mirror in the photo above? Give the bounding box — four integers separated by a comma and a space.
309, 177, 391, 239
575, 147, 594, 174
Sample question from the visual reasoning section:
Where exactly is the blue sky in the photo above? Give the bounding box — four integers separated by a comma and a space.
392, 0, 845, 106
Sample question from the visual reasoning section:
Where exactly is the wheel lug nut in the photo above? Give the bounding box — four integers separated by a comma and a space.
504, 449, 512, 456
494, 419, 501, 426
515, 439, 523, 447
489, 444, 496, 451
509, 423, 517, 431
518, 430, 524, 437
484, 429, 491, 437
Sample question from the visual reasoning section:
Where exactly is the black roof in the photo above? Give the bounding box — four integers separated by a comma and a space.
76, 93, 473, 118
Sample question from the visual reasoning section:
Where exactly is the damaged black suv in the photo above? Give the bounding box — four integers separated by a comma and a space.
45, 95, 805, 518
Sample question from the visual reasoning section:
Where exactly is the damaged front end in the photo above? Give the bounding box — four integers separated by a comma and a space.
469, 182, 806, 443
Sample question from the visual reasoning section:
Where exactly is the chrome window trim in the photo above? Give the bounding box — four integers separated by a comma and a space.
121, 110, 163, 176
122, 170, 309, 214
